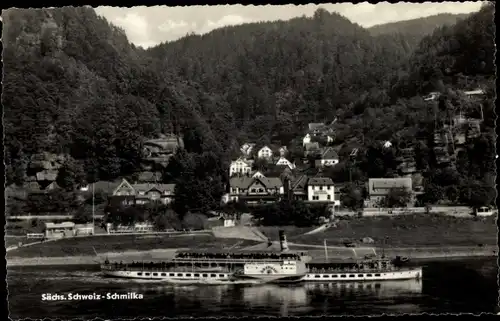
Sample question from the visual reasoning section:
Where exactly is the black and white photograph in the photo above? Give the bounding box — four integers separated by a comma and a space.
3, 1, 497, 319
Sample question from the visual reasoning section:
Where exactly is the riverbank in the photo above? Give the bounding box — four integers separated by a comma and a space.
7, 245, 497, 267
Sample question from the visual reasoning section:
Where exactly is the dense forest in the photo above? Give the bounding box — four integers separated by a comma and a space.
3, 3, 496, 215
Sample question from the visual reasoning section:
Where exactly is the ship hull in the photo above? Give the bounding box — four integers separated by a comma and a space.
303, 267, 422, 282
102, 269, 233, 282
235, 273, 306, 283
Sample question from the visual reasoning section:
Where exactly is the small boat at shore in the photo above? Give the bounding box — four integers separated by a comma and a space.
100, 231, 422, 283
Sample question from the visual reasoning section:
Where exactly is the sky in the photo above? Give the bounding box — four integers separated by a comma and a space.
95, 2, 485, 48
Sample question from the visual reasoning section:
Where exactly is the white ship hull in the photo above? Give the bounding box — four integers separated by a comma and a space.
303, 267, 422, 282
102, 269, 233, 282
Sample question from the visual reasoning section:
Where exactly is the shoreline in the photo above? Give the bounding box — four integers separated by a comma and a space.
6, 245, 497, 267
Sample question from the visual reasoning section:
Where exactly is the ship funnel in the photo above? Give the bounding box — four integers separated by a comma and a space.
279, 230, 289, 252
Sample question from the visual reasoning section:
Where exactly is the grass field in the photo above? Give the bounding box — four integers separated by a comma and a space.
261, 214, 498, 247
7, 234, 261, 258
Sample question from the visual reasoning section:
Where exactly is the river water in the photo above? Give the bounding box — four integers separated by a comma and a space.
7, 258, 498, 318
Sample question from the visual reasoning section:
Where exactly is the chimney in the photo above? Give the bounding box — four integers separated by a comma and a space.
279, 230, 289, 252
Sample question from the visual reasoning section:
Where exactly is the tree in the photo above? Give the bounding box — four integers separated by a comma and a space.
382, 187, 413, 208
182, 212, 208, 230
154, 209, 182, 231
340, 183, 364, 211
56, 158, 86, 190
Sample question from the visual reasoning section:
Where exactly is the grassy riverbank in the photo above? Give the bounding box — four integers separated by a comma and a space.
263, 214, 498, 247
6, 234, 260, 258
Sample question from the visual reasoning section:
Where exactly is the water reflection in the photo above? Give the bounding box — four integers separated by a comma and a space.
303, 279, 423, 297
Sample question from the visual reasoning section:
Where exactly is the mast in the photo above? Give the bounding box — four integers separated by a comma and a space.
92, 182, 95, 234
324, 239, 328, 261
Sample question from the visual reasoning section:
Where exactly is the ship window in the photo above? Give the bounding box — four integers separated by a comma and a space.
314, 275, 320, 278
349, 274, 355, 277
358, 274, 363, 277
366, 274, 372, 277
322, 275, 329, 278
332, 275, 338, 278
177, 273, 183, 277
153, 273, 158, 276
186, 273, 191, 277
145, 273, 150, 276
210, 274, 217, 277
161, 273, 166, 276
137, 273, 143, 276
219, 274, 224, 277
169, 273, 175, 276
340, 275, 346, 278
194, 273, 200, 277
202, 274, 208, 277
375, 273, 381, 277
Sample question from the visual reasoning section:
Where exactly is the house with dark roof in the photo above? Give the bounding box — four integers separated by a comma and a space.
303, 142, 321, 157
314, 147, 339, 168
228, 176, 284, 205
366, 177, 413, 207
142, 134, 183, 167
111, 178, 176, 206
283, 175, 340, 207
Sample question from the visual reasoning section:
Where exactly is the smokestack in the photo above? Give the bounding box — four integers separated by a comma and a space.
279, 230, 289, 252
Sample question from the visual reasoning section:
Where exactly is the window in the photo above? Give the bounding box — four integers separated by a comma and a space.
375, 273, 381, 277
169, 273, 175, 277
137, 273, 143, 276
145, 273, 150, 276
358, 274, 364, 277
251, 188, 256, 193
340, 275, 346, 278
322, 275, 329, 278
219, 274, 224, 277
320, 186, 323, 190
194, 273, 200, 277
153, 273, 158, 276
332, 275, 338, 278
366, 274, 372, 277
210, 274, 217, 277
202, 274, 208, 277
327, 195, 331, 200
349, 274, 355, 278
161, 273, 166, 276
177, 273, 183, 277
314, 275, 320, 278
327, 186, 331, 190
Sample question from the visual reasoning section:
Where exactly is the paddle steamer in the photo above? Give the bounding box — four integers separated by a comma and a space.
101, 231, 422, 283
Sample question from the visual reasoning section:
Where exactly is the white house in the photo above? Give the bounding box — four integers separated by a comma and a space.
302, 134, 311, 146
306, 177, 339, 206
229, 158, 252, 176
383, 141, 392, 148
463, 89, 485, 98
276, 157, 296, 170
314, 148, 339, 167
257, 146, 273, 159
326, 135, 334, 143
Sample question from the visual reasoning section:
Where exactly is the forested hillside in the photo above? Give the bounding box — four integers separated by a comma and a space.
369, 13, 469, 40
3, 4, 496, 210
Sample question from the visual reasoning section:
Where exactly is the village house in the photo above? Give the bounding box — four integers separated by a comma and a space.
228, 176, 284, 205
315, 147, 339, 168
302, 133, 312, 146
111, 178, 176, 205
365, 177, 414, 208
308, 122, 326, 136
283, 175, 340, 208
304, 142, 321, 157
275, 157, 296, 170
229, 157, 253, 176
257, 145, 273, 160
142, 134, 184, 167
279, 146, 288, 157
383, 141, 393, 149
463, 88, 485, 99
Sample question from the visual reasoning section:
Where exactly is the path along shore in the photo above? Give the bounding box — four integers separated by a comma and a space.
6, 245, 497, 267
